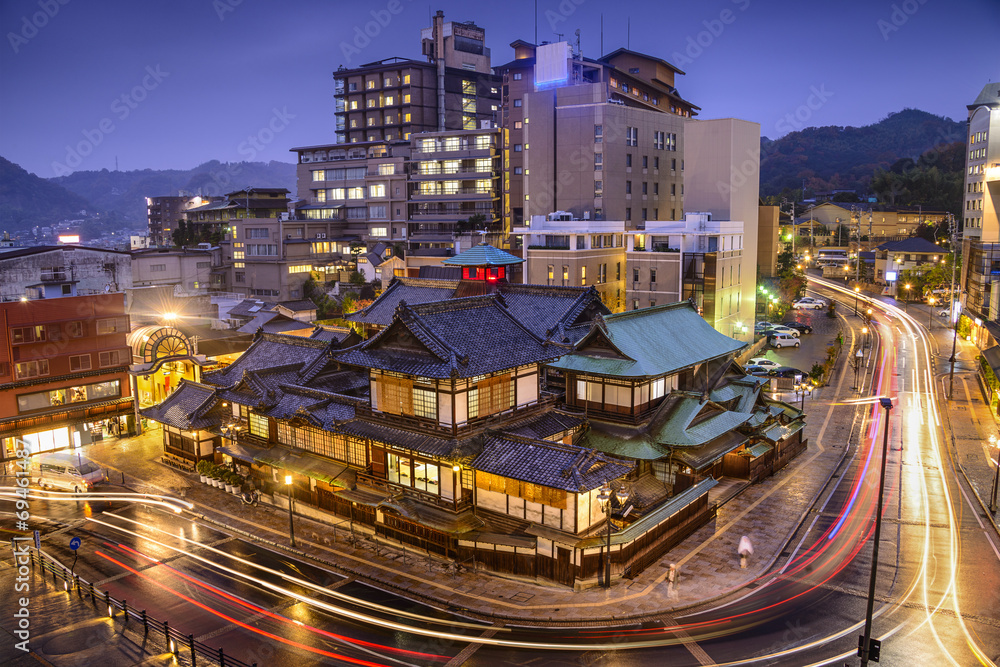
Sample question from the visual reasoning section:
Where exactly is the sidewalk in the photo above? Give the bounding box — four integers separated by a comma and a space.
922, 302, 1000, 533
78, 355, 865, 624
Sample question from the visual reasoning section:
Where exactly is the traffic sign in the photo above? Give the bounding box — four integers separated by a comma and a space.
69, 536, 81, 551
33, 530, 40, 550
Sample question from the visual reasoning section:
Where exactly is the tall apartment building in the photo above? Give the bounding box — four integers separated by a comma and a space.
960, 82, 1000, 322
0, 293, 134, 462
147, 195, 224, 247
333, 11, 500, 144
495, 42, 697, 230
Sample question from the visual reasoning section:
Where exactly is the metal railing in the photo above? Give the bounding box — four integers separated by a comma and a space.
27, 548, 256, 667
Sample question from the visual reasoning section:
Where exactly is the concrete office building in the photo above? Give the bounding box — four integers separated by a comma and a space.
147, 195, 224, 247
496, 41, 697, 232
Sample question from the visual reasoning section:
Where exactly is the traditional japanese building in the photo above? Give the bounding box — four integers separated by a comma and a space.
140, 293, 805, 587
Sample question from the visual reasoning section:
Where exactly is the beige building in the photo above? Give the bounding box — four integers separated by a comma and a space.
131, 246, 219, 296
796, 202, 947, 244
516, 211, 748, 341
496, 42, 697, 231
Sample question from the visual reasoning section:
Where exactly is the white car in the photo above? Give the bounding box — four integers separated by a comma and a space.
770, 333, 800, 349
768, 325, 800, 337
749, 358, 780, 368
793, 299, 824, 310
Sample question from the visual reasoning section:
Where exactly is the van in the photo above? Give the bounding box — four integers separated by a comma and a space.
770, 332, 800, 349
34, 452, 106, 492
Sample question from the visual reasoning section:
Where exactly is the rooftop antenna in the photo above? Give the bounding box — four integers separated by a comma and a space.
575, 28, 581, 57
627, 17, 630, 49
600, 14, 604, 57
534, 0, 537, 45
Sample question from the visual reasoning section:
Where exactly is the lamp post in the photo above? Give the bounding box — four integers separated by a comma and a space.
794, 381, 811, 411
596, 482, 630, 588
927, 296, 935, 330
862, 326, 869, 354
854, 285, 860, 317
860, 397, 893, 667
903, 283, 911, 312
988, 435, 1000, 514
853, 349, 865, 393
285, 474, 296, 547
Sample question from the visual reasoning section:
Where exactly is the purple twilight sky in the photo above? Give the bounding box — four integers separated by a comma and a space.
1, 0, 998, 178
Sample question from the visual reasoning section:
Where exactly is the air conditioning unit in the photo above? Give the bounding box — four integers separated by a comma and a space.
286, 234, 292, 239
317, 233, 327, 239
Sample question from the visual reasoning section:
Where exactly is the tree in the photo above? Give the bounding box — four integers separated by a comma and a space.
349, 271, 365, 286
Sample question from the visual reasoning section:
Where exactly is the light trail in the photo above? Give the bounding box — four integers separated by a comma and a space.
0, 487, 192, 513
93, 513, 499, 633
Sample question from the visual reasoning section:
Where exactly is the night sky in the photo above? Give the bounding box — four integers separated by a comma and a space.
2, 0, 997, 178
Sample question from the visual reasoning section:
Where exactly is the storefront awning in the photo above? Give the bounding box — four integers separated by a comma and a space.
255, 446, 356, 489
217, 440, 271, 464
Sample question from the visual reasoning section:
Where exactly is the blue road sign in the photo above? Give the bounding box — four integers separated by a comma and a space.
69, 537, 81, 551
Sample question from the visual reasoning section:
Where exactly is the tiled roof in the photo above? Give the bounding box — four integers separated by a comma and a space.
441, 243, 525, 267
337, 419, 474, 459
502, 409, 586, 441
309, 326, 357, 344
498, 284, 609, 341
875, 237, 942, 253
140, 380, 221, 430
336, 295, 564, 379
203, 333, 329, 389
474, 434, 633, 493
236, 312, 312, 335
548, 302, 745, 379
346, 277, 461, 326
228, 298, 274, 319
277, 299, 317, 312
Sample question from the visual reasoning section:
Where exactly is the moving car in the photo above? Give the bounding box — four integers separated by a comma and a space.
792, 299, 824, 310
781, 321, 813, 334
33, 452, 106, 492
749, 357, 780, 368
770, 333, 800, 348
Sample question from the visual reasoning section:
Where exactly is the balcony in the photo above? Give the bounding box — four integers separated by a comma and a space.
353, 393, 557, 437
410, 187, 497, 200
39, 269, 69, 282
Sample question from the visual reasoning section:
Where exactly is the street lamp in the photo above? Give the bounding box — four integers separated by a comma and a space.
853, 349, 865, 393
927, 296, 935, 330
988, 435, 1000, 514
854, 285, 860, 317
903, 283, 911, 311
862, 326, 869, 353
860, 397, 893, 667
794, 381, 811, 411
285, 474, 296, 547
596, 482, 630, 588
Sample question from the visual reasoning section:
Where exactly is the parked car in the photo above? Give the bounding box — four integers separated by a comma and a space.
744, 364, 770, 376
749, 357, 780, 368
770, 333, 800, 348
937, 308, 952, 317
793, 299, 824, 310
754, 321, 777, 333
769, 325, 800, 338
33, 452, 107, 492
768, 366, 808, 379
781, 321, 813, 334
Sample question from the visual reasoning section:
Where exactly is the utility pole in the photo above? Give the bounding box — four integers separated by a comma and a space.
948, 214, 960, 399
860, 397, 893, 666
